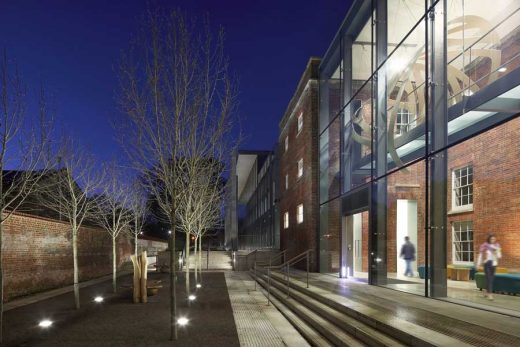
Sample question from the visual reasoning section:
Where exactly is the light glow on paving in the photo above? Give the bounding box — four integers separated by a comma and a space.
94, 296, 104, 303
177, 317, 189, 326
39, 319, 53, 328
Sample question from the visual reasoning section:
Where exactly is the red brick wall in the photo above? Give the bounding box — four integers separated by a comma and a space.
3, 212, 133, 301
377, 116, 520, 273
446, 118, 520, 272
279, 78, 320, 271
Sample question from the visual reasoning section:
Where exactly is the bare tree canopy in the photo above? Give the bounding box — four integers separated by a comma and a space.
37, 138, 105, 309
118, 8, 239, 341
95, 162, 133, 293
0, 53, 54, 343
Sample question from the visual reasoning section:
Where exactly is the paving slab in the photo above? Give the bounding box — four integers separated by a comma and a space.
225, 271, 309, 347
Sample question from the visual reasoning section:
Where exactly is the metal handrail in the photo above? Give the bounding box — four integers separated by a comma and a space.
261, 249, 312, 305
245, 249, 258, 270
253, 249, 285, 291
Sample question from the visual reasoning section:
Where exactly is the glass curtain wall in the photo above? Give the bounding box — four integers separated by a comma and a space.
320, 0, 520, 314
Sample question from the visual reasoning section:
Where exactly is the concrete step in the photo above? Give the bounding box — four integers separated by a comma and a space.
253, 272, 364, 347
253, 270, 402, 347
256, 268, 472, 347
184, 251, 233, 270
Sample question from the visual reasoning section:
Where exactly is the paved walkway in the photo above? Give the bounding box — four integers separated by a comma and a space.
225, 272, 309, 347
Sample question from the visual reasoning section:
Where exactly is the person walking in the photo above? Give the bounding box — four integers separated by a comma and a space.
477, 234, 502, 300
400, 236, 416, 277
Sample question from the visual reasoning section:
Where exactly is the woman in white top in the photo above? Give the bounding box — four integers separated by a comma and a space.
476, 234, 502, 300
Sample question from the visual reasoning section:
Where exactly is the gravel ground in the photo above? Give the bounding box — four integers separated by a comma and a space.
4, 271, 240, 347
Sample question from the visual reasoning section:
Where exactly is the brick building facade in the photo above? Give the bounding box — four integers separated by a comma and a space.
354, 116, 520, 274
279, 58, 320, 271
3, 212, 133, 301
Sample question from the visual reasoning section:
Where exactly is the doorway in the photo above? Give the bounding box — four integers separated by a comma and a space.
396, 199, 418, 277
344, 212, 364, 278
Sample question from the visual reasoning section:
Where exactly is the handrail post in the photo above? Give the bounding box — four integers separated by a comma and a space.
306, 251, 310, 288
286, 264, 290, 298
267, 267, 271, 306
254, 261, 257, 291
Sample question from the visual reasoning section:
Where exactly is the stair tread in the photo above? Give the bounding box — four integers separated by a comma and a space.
255, 274, 365, 347
255, 271, 403, 347
262, 269, 473, 347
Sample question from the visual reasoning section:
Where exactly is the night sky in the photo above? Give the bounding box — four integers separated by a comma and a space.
0, 0, 352, 163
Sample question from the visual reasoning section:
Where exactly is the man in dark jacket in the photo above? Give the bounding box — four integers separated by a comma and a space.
400, 236, 416, 277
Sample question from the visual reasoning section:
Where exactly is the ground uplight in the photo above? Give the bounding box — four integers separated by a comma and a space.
177, 317, 189, 326
94, 296, 104, 303
39, 319, 53, 328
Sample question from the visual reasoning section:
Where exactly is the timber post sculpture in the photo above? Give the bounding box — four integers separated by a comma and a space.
130, 251, 149, 303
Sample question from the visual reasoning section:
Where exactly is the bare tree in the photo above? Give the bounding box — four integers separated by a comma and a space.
38, 140, 104, 309
95, 163, 132, 293
119, 9, 237, 340
127, 179, 148, 256
0, 54, 53, 343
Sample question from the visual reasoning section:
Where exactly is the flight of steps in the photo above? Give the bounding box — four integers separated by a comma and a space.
184, 250, 233, 270
250, 267, 472, 347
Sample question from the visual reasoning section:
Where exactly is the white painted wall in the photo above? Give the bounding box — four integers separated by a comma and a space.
396, 200, 418, 276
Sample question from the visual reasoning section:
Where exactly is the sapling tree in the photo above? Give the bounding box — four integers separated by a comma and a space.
0, 53, 53, 343
95, 163, 132, 293
38, 140, 104, 309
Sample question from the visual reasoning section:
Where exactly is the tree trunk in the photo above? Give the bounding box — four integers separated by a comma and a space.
194, 236, 198, 284
169, 217, 177, 340
140, 251, 148, 303
185, 234, 190, 294
112, 236, 117, 293
134, 232, 138, 256
0, 218, 4, 344
72, 228, 80, 309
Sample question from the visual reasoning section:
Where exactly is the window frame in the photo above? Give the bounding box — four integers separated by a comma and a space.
451, 221, 474, 265
297, 158, 303, 179
296, 204, 304, 224
451, 165, 474, 212
297, 112, 303, 135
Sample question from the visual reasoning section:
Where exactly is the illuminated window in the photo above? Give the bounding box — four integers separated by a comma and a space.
297, 159, 303, 178
283, 212, 289, 229
296, 204, 303, 224
285, 136, 288, 151
297, 112, 303, 134
285, 174, 289, 190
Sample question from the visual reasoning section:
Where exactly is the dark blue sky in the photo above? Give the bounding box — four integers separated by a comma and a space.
0, 0, 352, 162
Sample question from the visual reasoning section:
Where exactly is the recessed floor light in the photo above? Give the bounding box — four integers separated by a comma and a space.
196, 283, 202, 288
177, 317, 189, 326
39, 319, 53, 328
188, 295, 196, 301
498, 67, 507, 72
94, 296, 104, 303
